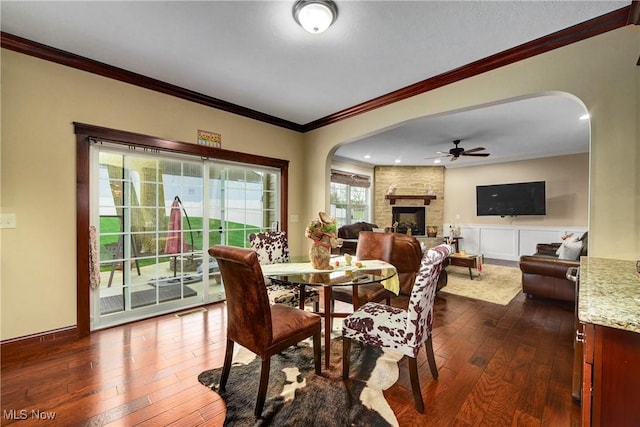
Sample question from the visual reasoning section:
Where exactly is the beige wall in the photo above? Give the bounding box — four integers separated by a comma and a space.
1, 26, 639, 342
444, 153, 589, 228
0, 50, 305, 340
304, 26, 639, 262
369, 154, 588, 238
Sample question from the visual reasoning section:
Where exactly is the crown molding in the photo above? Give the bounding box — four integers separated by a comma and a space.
1, 5, 631, 133
0, 32, 304, 133
302, 6, 631, 132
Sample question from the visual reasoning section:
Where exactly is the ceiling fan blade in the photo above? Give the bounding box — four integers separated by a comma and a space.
462, 147, 486, 154
424, 155, 450, 160
450, 156, 459, 162
463, 153, 490, 157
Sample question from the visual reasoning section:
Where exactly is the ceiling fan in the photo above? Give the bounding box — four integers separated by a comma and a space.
427, 139, 491, 162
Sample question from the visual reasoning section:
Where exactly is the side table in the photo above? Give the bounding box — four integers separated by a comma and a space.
448, 253, 483, 280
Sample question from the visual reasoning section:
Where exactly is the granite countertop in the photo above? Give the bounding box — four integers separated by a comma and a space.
578, 257, 640, 333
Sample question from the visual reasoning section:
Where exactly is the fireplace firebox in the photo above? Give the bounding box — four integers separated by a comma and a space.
392, 206, 426, 236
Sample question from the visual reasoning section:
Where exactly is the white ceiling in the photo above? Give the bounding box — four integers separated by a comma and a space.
1, 1, 629, 166
334, 93, 591, 168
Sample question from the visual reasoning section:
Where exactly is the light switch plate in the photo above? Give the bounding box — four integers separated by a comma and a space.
0, 213, 16, 229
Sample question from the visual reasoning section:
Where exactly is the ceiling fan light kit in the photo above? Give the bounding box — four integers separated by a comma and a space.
293, 0, 338, 34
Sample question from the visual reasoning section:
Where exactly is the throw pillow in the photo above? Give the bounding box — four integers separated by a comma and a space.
556, 233, 579, 255
557, 239, 583, 260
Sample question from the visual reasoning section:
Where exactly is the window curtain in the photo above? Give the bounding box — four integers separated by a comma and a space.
330, 169, 371, 188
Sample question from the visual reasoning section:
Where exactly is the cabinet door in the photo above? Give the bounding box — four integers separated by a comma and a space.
581, 323, 594, 426
572, 322, 584, 400
572, 276, 583, 401
596, 326, 640, 426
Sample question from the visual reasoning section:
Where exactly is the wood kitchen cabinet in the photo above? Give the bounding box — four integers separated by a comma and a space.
577, 257, 640, 427
581, 322, 640, 426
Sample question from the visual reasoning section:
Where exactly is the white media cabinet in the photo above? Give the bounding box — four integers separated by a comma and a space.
433, 224, 587, 261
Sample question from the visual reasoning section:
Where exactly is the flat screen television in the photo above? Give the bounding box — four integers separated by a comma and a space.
476, 181, 546, 216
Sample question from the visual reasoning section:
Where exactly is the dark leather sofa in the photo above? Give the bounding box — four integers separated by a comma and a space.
519, 232, 587, 302
335, 221, 378, 255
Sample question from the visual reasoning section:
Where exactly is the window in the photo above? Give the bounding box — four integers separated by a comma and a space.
96, 151, 205, 325
330, 170, 371, 228
209, 164, 279, 250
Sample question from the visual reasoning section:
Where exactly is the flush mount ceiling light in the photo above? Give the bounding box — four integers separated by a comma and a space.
293, 0, 338, 34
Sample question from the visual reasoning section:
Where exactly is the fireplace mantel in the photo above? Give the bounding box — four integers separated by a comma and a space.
385, 194, 437, 205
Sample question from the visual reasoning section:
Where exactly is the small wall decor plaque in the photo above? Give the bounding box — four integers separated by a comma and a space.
197, 129, 222, 148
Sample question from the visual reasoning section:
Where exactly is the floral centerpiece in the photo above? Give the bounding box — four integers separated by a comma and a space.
305, 212, 342, 270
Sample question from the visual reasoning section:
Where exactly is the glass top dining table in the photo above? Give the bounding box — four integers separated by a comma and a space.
261, 256, 398, 368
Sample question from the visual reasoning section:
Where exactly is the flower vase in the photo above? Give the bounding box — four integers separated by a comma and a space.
309, 245, 331, 270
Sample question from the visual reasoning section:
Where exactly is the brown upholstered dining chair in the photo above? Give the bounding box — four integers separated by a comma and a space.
331, 231, 394, 309
208, 244, 322, 417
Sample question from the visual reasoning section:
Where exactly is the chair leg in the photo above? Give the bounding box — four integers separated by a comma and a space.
219, 339, 234, 391
313, 332, 322, 374
342, 337, 351, 379
408, 356, 425, 413
425, 336, 439, 379
255, 357, 271, 417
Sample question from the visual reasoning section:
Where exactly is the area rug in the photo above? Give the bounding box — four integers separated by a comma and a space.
442, 263, 522, 306
198, 337, 402, 426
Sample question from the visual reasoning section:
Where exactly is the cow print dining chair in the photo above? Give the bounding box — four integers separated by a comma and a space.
249, 231, 320, 311
342, 243, 452, 413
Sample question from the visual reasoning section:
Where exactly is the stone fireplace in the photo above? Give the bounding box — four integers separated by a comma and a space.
392, 206, 426, 235
373, 166, 445, 246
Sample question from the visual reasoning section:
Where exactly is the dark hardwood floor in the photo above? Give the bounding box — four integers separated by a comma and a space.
1, 262, 581, 426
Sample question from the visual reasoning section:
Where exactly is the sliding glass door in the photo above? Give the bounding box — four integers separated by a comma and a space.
202, 163, 280, 306
91, 143, 280, 330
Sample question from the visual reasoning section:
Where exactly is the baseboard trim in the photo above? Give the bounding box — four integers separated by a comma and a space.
1, 326, 78, 365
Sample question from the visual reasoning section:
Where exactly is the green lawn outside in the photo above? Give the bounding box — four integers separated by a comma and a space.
99, 216, 262, 270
